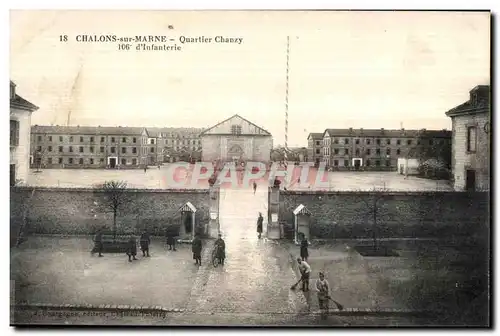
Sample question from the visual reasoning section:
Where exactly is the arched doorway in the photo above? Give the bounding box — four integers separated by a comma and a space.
227, 144, 244, 163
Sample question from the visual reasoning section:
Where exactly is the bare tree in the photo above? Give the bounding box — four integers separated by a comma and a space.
93, 180, 132, 240
33, 148, 47, 172
357, 186, 391, 250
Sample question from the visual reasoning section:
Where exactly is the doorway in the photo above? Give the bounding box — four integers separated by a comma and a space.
354, 159, 361, 170
109, 157, 117, 168
182, 211, 193, 235
10, 164, 15, 186
466, 169, 476, 191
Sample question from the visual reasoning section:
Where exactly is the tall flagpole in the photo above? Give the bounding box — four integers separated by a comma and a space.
284, 36, 290, 165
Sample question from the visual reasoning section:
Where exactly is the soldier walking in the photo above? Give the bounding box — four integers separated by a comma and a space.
166, 228, 177, 251
257, 212, 264, 239
139, 230, 151, 257
93, 228, 104, 257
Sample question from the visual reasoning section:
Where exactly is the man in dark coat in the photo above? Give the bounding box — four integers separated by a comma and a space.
215, 233, 226, 265
300, 233, 309, 262
126, 234, 138, 262
253, 181, 257, 194
166, 228, 177, 251
139, 230, 151, 257
257, 212, 264, 239
192, 234, 202, 265
93, 228, 104, 257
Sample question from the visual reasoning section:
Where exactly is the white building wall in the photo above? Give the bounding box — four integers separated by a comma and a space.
10, 107, 32, 185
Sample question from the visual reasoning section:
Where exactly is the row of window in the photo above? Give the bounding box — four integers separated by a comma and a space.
322, 148, 402, 156
231, 125, 242, 135
35, 135, 201, 146
37, 157, 139, 165
317, 138, 444, 146
331, 159, 391, 167
36, 146, 149, 154
35, 145, 202, 154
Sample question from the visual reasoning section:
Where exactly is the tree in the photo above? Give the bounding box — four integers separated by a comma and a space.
93, 180, 132, 240
33, 148, 47, 172
357, 186, 391, 250
412, 130, 452, 178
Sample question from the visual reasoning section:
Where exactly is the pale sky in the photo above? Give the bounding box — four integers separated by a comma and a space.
10, 10, 490, 147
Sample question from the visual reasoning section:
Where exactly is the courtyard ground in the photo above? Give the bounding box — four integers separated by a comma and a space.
26, 166, 452, 191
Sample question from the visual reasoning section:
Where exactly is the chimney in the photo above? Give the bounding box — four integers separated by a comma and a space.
349, 127, 353, 133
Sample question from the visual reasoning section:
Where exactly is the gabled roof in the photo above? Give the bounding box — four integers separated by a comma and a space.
179, 201, 197, 213
199, 114, 271, 136
307, 133, 323, 140
293, 204, 311, 216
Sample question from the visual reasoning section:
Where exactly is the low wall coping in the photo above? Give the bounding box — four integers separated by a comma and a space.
11, 186, 209, 193
281, 190, 489, 196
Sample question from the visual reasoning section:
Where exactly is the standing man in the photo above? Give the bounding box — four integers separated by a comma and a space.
166, 228, 177, 251
93, 228, 104, 257
316, 272, 330, 318
300, 233, 309, 262
215, 233, 226, 265
253, 181, 257, 194
139, 230, 151, 257
126, 234, 138, 262
257, 212, 264, 239
297, 257, 311, 292
192, 234, 202, 266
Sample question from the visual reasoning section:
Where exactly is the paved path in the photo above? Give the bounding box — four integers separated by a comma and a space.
178, 185, 308, 321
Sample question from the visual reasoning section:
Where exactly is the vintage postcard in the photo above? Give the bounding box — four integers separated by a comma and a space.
9, 10, 491, 327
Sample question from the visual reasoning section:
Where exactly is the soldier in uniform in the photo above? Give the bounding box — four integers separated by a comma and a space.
257, 212, 264, 239
139, 230, 151, 257
126, 234, 138, 262
192, 234, 203, 266
93, 228, 104, 257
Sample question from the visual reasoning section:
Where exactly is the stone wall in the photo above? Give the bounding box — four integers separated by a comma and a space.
279, 190, 489, 239
10, 187, 211, 236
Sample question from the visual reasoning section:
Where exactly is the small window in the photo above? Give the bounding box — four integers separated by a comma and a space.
79, 146, 84, 153
375, 160, 380, 167
111, 137, 115, 143
376, 139, 381, 145
344, 159, 349, 167
121, 158, 126, 165
90, 137, 94, 143
122, 137, 127, 143
101, 137, 105, 143
80, 136, 84, 142
48, 136, 53, 142
36, 146, 42, 152
122, 147, 126, 154
355, 139, 360, 145
355, 149, 360, 155
90, 159, 94, 164
100, 158, 104, 163
316, 141, 320, 146
150, 139, 155, 145
344, 149, 349, 155
79, 158, 84, 164
111, 147, 116, 153
333, 138, 339, 144
59, 146, 63, 152
386, 139, 391, 145
69, 146, 73, 152
69, 136, 73, 142
386, 148, 390, 155
315, 149, 320, 154
366, 139, 371, 145
407, 140, 412, 145
59, 136, 63, 142
133, 137, 137, 143
37, 136, 42, 142
467, 126, 477, 152
397, 149, 401, 155
376, 149, 380, 155
366, 159, 371, 166
344, 138, 349, 145
100, 147, 105, 153
366, 149, 371, 155
334, 149, 339, 155
231, 125, 242, 135
396, 139, 401, 145
334, 160, 338, 166
150, 147, 155, 153
90, 146, 94, 153
132, 159, 137, 165
69, 158, 74, 164
48, 158, 53, 164
48, 146, 52, 152
386, 160, 390, 167
133, 147, 137, 154
58, 158, 63, 164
